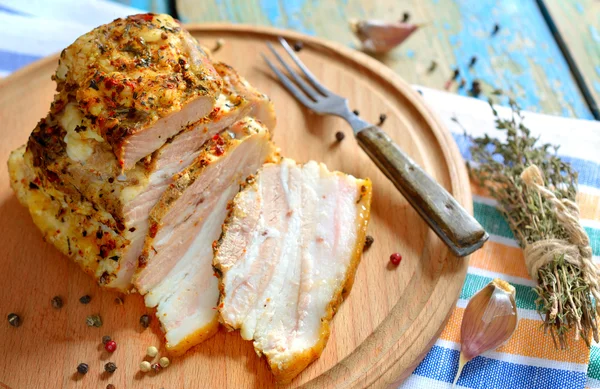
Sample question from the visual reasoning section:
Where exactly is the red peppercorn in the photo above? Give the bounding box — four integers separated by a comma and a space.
151, 363, 162, 373
105, 340, 117, 352
390, 253, 402, 266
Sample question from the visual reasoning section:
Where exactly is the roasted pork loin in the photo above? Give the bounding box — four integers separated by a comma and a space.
134, 117, 277, 353
213, 159, 372, 383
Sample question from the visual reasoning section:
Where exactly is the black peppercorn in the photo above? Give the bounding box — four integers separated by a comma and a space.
104, 362, 117, 373
402, 12, 410, 22
352, 109, 359, 116
51, 296, 63, 309
7, 313, 21, 327
364, 235, 374, 251
140, 314, 151, 328
293, 41, 303, 52
79, 295, 91, 304
335, 131, 345, 142
77, 363, 89, 374
102, 335, 111, 345
377, 113, 387, 126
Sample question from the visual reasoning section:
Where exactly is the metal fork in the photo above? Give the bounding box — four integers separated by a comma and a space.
262, 38, 488, 257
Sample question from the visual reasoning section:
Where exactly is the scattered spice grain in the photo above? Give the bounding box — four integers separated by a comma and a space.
377, 113, 387, 126
147, 346, 159, 358
363, 235, 374, 251
390, 253, 402, 266
104, 362, 117, 373
105, 340, 117, 352
159, 357, 170, 368
293, 41, 303, 52
79, 295, 91, 304
352, 109, 359, 116
140, 314, 151, 328
152, 363, 162, 373
51, 296, 63, 309
102, 335, 111, 345
107, 385, 115, 389
7, 313, 21, 327
77, 363, 89, 375
452, 68, 460, 80
402, 12, 410, 22
140, 361, 151, 373
86, 314, 102, 328
335, 131, 345, 142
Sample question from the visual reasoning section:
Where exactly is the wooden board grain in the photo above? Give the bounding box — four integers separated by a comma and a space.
0, 25, 471, 389
174, 0, 594, 119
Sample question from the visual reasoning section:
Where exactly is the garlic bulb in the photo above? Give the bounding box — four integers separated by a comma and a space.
349, 19, 419, 53
454, 278, 518, 386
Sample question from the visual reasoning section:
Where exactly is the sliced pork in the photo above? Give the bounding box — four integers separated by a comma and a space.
213, 159, 372, 383
133, 117, 276, 354
53, 13, 222, 170
25, 59, 275, 290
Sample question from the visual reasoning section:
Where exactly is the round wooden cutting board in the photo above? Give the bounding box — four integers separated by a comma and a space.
0, 25, 471, 389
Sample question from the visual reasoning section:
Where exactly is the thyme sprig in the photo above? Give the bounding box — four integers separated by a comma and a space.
466, 98, 597, 349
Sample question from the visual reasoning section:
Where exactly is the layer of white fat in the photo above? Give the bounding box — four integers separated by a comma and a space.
220, 160, 361, 364
154, 187, 231, 347
61, 103, 104, 162
142, 125, 272, 349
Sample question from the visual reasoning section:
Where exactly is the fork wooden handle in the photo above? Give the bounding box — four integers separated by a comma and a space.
356, 125, 488, 257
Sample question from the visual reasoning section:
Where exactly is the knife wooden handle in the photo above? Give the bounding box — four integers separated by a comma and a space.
356, 125, 488, 257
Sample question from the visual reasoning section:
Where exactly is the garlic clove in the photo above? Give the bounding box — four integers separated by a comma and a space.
349, 19, 419, 53
453, 278, 518, 386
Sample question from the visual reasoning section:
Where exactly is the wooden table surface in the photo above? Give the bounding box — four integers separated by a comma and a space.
115, 0, 600, 121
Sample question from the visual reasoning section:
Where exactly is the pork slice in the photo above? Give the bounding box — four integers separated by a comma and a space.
133, 117, 276, 354
52, 13, 222, 170
213, 159, 372, 383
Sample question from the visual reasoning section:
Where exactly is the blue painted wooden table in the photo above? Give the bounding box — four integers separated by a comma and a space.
114, 0, 599, 120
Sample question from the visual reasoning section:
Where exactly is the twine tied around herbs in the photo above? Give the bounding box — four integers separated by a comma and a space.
520, 165, 600, 330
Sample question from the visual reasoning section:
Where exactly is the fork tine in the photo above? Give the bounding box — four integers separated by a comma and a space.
278, 37, 331, 96
261, 53, 315, 109
266, 42, 321, 101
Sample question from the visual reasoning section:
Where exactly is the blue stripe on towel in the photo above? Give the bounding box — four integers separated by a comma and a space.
414, 345, 587, 389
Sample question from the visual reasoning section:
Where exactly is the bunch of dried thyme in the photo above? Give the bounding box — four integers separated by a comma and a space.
465, 97, 598, 349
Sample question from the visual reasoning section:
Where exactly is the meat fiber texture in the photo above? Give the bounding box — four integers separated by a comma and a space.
133, 117, 277, 354
11, 14, 276, 291
213, 159, 372, 383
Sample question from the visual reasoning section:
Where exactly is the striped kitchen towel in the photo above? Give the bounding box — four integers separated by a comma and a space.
400, 87, 600, 389
0, 1, 598, 388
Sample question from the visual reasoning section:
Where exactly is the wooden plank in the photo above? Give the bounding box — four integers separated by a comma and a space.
543, 0, 600, 118
175, 0, 594, 119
